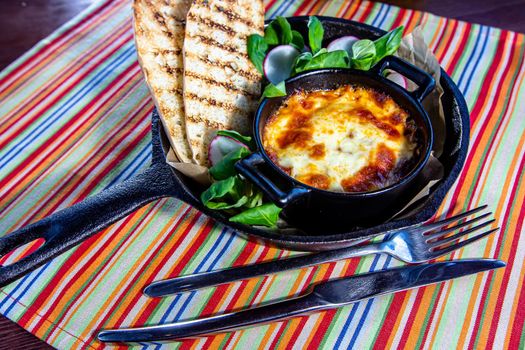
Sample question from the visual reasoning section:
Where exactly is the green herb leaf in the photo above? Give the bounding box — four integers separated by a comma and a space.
229, 203, 282, 228
351, 39, 376, 70
264, 25, 279, 46
261, 81, 287, 99
216, 130, 254, 149
308, 16, 324, 54
265, 16, 294, 46
209, 147, 251, 181
373, 26, 404, 65
291, 30, 305, 51
201, 176, 251, 210
292, 51, 313, 75
245, 188, 264, 208
294, 50, 349, 74
247, 34, 268, 74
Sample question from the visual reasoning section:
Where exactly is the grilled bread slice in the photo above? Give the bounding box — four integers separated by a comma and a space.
133, 0, 193, 162
183, 0, 264, 166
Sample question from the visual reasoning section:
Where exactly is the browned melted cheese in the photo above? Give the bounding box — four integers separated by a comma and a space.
263, 85, 417, 192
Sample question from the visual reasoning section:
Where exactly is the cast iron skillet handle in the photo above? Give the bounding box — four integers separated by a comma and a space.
0, 162, 176, 288
373, 56, 436, 102
235, 152, 310, 207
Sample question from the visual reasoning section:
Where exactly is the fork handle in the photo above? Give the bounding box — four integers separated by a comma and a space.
144, 242, 384, 297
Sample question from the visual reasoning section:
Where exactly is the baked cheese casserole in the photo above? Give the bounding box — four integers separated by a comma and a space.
262, 85, 418, 192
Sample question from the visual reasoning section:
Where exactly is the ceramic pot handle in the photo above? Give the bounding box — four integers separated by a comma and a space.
373, 55, 436, 102
235, 153, 310, 207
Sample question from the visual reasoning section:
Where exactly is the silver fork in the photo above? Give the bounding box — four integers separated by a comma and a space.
144, 205, 497, 297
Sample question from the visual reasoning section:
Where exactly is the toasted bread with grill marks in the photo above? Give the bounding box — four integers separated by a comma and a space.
183, 0, 264, 166
133, 0, 193, 162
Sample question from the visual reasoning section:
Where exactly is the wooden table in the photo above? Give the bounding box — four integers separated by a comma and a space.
0, 0, 524, 348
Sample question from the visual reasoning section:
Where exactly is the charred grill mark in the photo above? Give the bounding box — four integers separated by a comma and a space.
186, 115, 226, 130
184, 52, 260, 81
157, 49, 182, 56
185, 93, 249, 113
190, 35, 247, 58
185, 71, 259, 97
167, 88, 183, 96
187, 13, 236, 36
164, 66, 183, 75
214, 4, 255, 28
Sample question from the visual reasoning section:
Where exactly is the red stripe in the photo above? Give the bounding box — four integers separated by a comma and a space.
446, 23, 472, 74
371, 292, 407, 348
0, 33, 133, 150
509, 248, 525, 348
469, 32, 511, 122
0, 22, 132, 139
0, 65, 140, 226
357, 1, 374, 23
0, 0, 117, 95
396, 288, 427, 349
103, 214, 212, 329
293, 0, 315, 15
390, 7, 407, 30
264, 0, 279, 12
484, 155, 525, 349
28, 125, 150, 331
303, 263, 337, 349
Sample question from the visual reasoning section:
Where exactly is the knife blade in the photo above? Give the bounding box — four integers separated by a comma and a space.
97, 259, 504, 343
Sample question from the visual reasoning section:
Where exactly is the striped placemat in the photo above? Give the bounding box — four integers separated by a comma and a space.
1, 0, 524, 348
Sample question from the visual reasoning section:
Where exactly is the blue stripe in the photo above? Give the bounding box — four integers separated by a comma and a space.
0, 136, 150, 311
167, 232, 238, 330
461, 26, 491, 94
267, 0, 296, 19
370, 4, 388, 29
333, 240, 391, 348
0, 44, 135, 169
0, 262, 52, 313
376, 4, 392, 29
105, 144, 151, 187
157, 228, 230, 324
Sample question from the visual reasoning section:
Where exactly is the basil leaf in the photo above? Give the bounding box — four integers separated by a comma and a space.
216, 130, 254, 149
373, 26, 403, 65
201, 176, 250, 210
351, 39, 376, 70
264, 25, 279, 46
247, 34, 268, 74
229, 203, 282, 228
261, 81, 287, 99
295, 50, 349, 74
209, 147, 251, 180
245, 188, 264, 208
291, 30, 305, 51
292, 51, 313, 75
308, 16, 324, 54
265, 16, 293, 45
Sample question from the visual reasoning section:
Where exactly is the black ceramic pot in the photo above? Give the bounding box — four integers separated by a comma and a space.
236, 56, 435, 231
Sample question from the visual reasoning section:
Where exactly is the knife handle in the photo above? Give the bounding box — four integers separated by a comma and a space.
144, 243, 384, 297
98, 292, 327, 342
0, 163, 176, 288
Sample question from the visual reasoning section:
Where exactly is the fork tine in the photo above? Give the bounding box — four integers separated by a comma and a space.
423, 205, 488, 232
425, 213, 492, 241
430, 227, 498, 258
429, 219, 496, 248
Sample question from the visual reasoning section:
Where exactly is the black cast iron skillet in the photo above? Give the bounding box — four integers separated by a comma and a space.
0, 16, 470, 288
237, 56, 435, 232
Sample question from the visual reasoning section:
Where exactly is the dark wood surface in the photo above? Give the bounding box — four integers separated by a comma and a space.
0, 0, 524, 349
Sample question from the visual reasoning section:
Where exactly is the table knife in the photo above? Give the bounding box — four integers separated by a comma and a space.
97, 259, 504, 343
